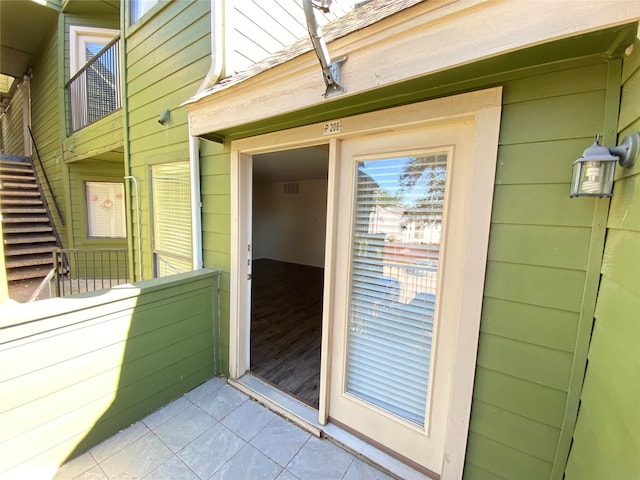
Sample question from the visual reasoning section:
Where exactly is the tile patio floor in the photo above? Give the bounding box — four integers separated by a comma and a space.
53, 377, 396, 480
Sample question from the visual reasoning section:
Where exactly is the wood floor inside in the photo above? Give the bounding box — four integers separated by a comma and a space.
250, 259, 323, 408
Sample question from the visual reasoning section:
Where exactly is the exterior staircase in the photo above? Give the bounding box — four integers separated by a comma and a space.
1, 155, 59, 282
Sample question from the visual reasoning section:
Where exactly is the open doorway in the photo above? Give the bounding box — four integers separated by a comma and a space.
249, 145, 329, 408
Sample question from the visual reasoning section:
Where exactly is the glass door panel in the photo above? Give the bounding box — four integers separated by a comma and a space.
346, 153, 448, 427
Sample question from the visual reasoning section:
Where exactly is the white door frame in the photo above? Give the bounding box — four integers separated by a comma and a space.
229, 87, 502, 477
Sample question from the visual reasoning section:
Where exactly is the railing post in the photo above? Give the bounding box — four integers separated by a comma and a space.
53, 250, 61, 297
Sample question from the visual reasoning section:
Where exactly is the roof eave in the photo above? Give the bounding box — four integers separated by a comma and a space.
186, 0, 640, 138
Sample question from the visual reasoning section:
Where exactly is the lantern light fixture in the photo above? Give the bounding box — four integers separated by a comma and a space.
569, 132, 639, 198
157, 109, 171, 126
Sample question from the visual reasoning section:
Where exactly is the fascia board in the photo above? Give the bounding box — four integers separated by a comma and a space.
187, 0, 640, 137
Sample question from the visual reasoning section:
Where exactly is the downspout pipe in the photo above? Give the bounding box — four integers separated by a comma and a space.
124, 176, 142, 279
302, 0, 347, 98
189, 120, 203, 270
198, 0, 224, 93
189, 0, 225, 270
120, 6, 138, 281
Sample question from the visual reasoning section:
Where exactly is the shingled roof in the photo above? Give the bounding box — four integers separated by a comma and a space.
187, 0, 424, 103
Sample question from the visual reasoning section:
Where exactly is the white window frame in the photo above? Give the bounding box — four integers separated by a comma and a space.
69, 26, 119, 76
150, 161, 193, 278
85, 181, 127, 239
130, 0, 160, 25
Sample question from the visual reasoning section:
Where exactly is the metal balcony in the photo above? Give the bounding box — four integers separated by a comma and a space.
65, 35, 122, 135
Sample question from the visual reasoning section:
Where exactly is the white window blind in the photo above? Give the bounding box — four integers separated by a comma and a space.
85, 181, 126, 238
345, 153, 448, 426
151, 162, 192, 277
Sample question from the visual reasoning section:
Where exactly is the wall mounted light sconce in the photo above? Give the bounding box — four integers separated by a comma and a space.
158, 109, 171, 126
569, 132, 639, 197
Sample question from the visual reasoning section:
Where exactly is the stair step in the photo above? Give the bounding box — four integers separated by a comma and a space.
7, 253, 54, 268
1, 207, 47, 214
0, 190, 41, 197
3, 234, 57, 244
2, 181, 38, 189
0, 166, 34, 176
0, 158, 32, 168
1, 198, 44, 205
3, 225, 53, 234
7, 265, 54, 282
0, 173, 36, 181
3, 216, 51, 223
5, 245, 56, 256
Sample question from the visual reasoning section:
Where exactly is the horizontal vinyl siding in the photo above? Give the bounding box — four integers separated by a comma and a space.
465, 62, 610, 480
200, 140, 231, 373
125, 0, 211, 280
30, 23, 68, 247
0, 269, 219, 477
229, 0, 352, 74
565, 40, 640, 480
63, 111, 124, 164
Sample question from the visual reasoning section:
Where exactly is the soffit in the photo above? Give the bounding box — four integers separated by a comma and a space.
62, 0, 120, 15
0, 0, 59, 79
186, 0, 640, 139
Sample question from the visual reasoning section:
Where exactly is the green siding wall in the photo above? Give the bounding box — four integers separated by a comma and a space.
30, 20, 68, 247
125, 0, 211, 280
465, 62, 612, 480
0, 269, 219, 477
199, 54, 619, 479
62, 111, 124, 164
0, 87, 25, 156
200, 139, 231, 369
564, 39, 640, 480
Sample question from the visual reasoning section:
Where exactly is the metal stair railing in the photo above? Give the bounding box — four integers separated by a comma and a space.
53, 248, 129, 297
27, 126, 65, 226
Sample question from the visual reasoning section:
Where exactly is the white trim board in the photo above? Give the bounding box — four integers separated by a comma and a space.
187, 0, 639, 136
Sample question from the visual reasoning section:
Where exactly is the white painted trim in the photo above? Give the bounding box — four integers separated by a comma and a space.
318, 137, 340, 426
197, 0, 224, 92
187, 0, 639, 136
229, 150, 242, 379
69, 25, 118, 76
440, 102, 502, 480
188, 118, 202, 270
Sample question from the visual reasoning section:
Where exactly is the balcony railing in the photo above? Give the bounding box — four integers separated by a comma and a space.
53, 248, 129, 297
65, 35, 122, 135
